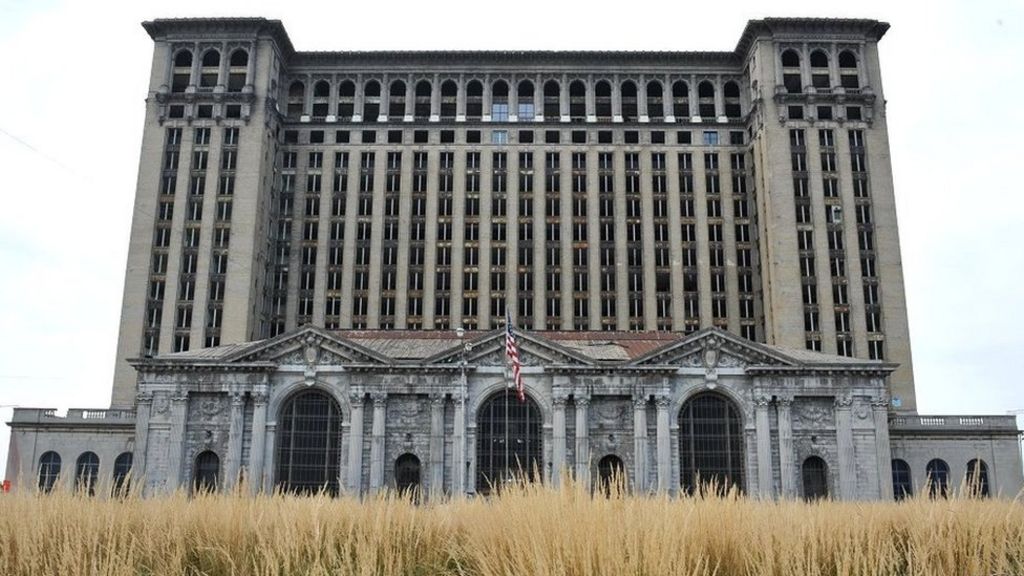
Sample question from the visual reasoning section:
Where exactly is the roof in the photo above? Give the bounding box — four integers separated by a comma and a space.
141, 17, 888, 65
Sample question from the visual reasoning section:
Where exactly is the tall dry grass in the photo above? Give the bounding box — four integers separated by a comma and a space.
0, 480, 1021, 576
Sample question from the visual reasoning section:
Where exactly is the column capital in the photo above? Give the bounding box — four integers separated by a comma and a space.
252, 391, 269, 406
348, 391, 365, 405
870, 394, 890, 410
655, 394, 671, 409
371, 391, 388, 407
753, 393, 772, 408
574, 395, 591, 408
136, 392, 154, 405
430, 393, 446, 407
171, 391, 189, 404
632, 395, 649, 409
552, 396, 567, 408
230, 392, 245, 407
776, 393, 794, 408
834, 393, 854, 409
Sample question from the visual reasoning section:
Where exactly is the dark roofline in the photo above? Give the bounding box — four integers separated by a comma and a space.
141, 17, 887, 66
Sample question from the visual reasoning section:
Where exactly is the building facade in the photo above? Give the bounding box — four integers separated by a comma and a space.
5, 17, 1022, 499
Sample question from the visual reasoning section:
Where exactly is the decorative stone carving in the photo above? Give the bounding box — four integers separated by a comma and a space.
655, 395, 671, 409
371, 392, 388, 408
632, 395, 649, 409
753, 394, 772, 408
792, 398, 833, 429
834, 393, 854, 409
199, 398, 224, 420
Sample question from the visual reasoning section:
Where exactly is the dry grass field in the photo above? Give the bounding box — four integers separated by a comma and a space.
0, 481, 1021, 576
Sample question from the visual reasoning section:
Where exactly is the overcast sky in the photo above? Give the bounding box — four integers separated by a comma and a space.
1, 0, 1022, 472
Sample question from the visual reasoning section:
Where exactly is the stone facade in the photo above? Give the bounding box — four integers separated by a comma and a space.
5, 17, 1023, 499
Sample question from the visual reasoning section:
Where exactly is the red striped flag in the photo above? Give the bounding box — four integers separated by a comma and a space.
505, 313, 525, 402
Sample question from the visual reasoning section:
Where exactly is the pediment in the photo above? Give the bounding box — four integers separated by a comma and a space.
229, 326, 390, 366
422, 330, 593, 367
630, 328, 793, 369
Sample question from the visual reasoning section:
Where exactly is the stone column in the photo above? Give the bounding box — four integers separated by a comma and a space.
167, 391, 189, 492
872, 395, 894, 500
378, 73, 389, 122
508, 74, 519, 122
429, 393, 445, 496
754, 394, 773, 498
834, 394, 856, 499
552, 396, 567, 485
585, 74, 596, 123
452, 387, 467, 494
559, 73, 570, 122
456, 74, 466, 122
216, 41, 228, 93
713, 75, 725, 120
369, 392, 387, 491
574, 395, 591, 486
663, 74, 675, 122
352, 73, 364, 122
262, 424, 276, 492
632, 395, 648, 492
225, 392, 245, 489
655, 395, 671, 493
404, 73, 415, 121
612, 74, 623, 123
777, 394, 795, 498
347, 392, 365, 493
430, 73, 441, 122
244, 41, 256, 92
689, 74, 699, 121
482, 73, 492, 121
133, 392, 153, 492
637, 76, 649, 122
248, 392, 268, 494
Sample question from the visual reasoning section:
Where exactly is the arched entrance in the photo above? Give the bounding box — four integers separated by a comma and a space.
678, 392, 745, 494
276, 389, 343, 495
395, 453, 422, 495
194, 451, 220, 493
801, 456, 829, 500
597, 454, 626, 495
475, 389, 542, 494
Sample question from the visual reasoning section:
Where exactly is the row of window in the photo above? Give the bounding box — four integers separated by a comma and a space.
37, 451, 133, 495
891, 458, 990, 499
286, 76, 744, 122
780, 48, 863, 94
284, 127, 745, 147
170, 48, 249, 93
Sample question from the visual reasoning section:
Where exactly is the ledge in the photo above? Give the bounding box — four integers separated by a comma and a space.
889, 414, 1020, 435
8, 408, 136, 428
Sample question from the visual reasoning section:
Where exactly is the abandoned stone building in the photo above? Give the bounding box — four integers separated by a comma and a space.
5, 17, 1022, 500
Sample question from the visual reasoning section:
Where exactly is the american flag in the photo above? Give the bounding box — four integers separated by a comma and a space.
505, 312, 525, 402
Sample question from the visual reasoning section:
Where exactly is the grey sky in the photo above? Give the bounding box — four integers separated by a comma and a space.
1, 0, 1022, 472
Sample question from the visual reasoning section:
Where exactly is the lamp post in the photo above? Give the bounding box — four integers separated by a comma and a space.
454, 327, 469, 494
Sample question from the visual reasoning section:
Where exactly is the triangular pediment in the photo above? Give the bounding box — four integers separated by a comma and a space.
228, 325, 390, 366
630, 328, 794, 369
422, 330, 594, 367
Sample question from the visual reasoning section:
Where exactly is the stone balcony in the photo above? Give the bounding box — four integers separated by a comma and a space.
9, 408, 137, 427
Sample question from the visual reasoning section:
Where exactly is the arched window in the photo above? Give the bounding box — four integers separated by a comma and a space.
679, 393, 744, 494
363, 80, 381, 121
287, 80, 305, 117
926, 458, 950, 498
781, 49, 801, 68
723, 81, 741, 118
199, 50, 219, 89
671, 81, 689, 119
839, 51, 860, 89
75, 452, 100, 496
172, 50, 192, 93
312, 80, 330, 118
112, 452, 133, 496
491, 80, 509, 121
37, 451, 61, 493
697, 81, 716, 118
227, 49, 247, 92
966, 459, 989, 497
440, 80, 458, 120
646, 80, 664, 121
395, 453, 421, 494
475, 389, 542, 494
466, 80, 483, 120
414, 80, 432, 120
193, 451, 220, 493
620, 81, 638, 121
595, 80, 612, 120
597, 454, 625, 495
810, 50, 830, 90
543, 80, 560, 120
891, 458, 912, 500
802, 456, 829, 500
517, 80, 535, 120
569, 80, 586, 122
276, 389, 342, 494
337, 80, 356, 119
781, 49, 802, 94
388, 79, 407, 119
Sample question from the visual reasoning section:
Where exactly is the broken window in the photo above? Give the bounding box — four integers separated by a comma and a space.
199, 49, 219, 90
595, 80, 612, 120
491, 80, 509, 121
621, 81, 638, 121
517, 80, 535, 120
172, 49, 192, 93
698, 81, 715, 118
389, 80, 406, 119
723, 81, 741, 118
646, 80, 664, 120
543, 80, 560, 119
227, 49, 247, 92
440, 80, 457, 120
672, 81, 689, 119
414, 80, 431, 120
312, 80, 330, 118
287, 80, 305, 117
569, 80, 586, 122
363, 80, 381, 121
337, 80, 355, 119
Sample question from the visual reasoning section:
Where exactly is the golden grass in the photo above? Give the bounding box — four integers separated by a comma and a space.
0, 481, 1021, 576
